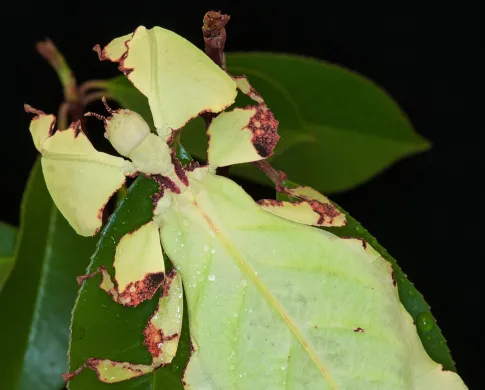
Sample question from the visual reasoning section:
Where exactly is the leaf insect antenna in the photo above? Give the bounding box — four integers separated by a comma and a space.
101, 96, 115, 114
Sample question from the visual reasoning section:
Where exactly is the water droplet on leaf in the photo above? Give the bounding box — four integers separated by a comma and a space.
416, 312, 434, 332
208, 274, 216, 281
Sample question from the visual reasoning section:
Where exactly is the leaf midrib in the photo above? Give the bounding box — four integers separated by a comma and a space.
305, 122, 430, 148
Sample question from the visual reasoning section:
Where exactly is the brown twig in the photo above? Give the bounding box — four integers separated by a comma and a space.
202, 11, 230, 70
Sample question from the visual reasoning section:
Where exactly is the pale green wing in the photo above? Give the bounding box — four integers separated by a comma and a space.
27, 109, 134, 236
98, 26, 237, 134
207, 105, 279, 168
157, 170, 466, 390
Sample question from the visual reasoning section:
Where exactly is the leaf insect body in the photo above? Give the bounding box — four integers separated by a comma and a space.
25, 25, 467, 390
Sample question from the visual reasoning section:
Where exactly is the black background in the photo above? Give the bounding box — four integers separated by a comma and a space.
4, 1, 481, 388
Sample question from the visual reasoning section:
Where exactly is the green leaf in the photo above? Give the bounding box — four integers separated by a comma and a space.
0, 221, 17, 257
0, 158, 96, 390
69, 176, 190, 390
0, 221, 17, 292
277, 179, 456, 372
225, 53, 431, 193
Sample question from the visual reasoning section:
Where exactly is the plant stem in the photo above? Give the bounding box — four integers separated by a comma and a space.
36, 39, 78, 103
36, 40, 107, 133
57, 102, 70, 131
36, 39, 84, 129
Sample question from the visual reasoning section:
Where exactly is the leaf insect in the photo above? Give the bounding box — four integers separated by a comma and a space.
26, 26, 467, 390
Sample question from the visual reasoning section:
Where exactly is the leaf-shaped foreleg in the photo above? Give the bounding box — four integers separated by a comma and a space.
77, 221, 165, 307
25, 106, 134, 237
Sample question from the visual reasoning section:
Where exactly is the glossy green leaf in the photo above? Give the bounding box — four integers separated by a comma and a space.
277, 179, 456, 372
69, 176, 190, 390
0, 221, 17, 292
0, 158, 96, 390
225, 53, 431, 193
